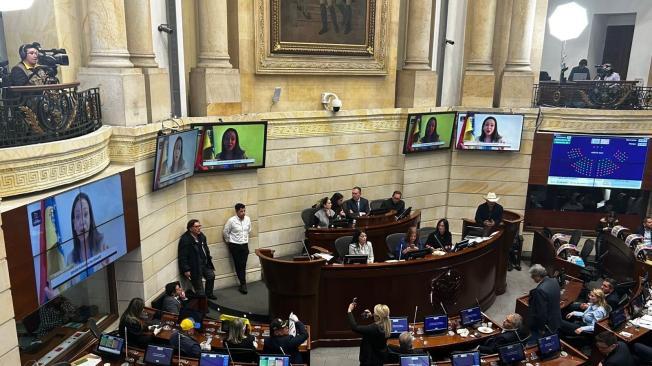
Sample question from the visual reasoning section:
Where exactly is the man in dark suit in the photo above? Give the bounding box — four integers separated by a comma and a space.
178, 219, 216, 299
568, 278, 619, 314
161, 281, 187, 314
263, 316, 309, 364
380, 190, 405, 215
527, 264, 561, 344
479, 313, 529, 354
637, 216, 652, 245
170, 318, 210, 358
595, 331, 636, 366
344, 186, 370, 218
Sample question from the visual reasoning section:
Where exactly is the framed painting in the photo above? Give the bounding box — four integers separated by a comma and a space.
255, 0, 390, 75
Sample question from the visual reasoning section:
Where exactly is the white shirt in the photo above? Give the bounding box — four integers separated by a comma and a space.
603, 72, 620, 81
644, 229, 651, 246
223, 215, 251, 244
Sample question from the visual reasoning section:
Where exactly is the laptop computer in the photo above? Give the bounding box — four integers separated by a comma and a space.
396, 207, 412, 221
344, 254, 368, 264
404, 248, 431, 260
95, 333, 124, 360
144, 344, 174, 366
450, 351, 480, 366
390, 317, 409, 337
497, 342, 526, 365
259, 355, 290, 366
537, 333, 561, 361
459, 307, 482, 327
400, 354, 430, 366
200, 352, 230, 366
424, 315, 448, 334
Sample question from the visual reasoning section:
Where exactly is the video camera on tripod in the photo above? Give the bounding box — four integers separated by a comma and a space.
33, 42, 69, 84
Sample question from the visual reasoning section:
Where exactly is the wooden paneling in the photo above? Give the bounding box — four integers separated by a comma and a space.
527, 132, 553, 185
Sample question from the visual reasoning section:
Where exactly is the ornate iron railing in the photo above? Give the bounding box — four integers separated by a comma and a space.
532, 81, 652, 110
0, 82, 102, 148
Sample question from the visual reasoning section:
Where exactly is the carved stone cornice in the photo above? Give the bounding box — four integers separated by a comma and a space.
108, 124, 161, 164
0, 126, 112, 198
537, 108, 652, 134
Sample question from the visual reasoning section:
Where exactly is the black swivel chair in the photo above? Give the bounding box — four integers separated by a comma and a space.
542, 227, 553, 239
579, 239, 594, 263
385, 233, 405, 259
569, 230, 582, 246
334, 236, 353, 259
418, 227, 436, 244
301, 207, 318, 229
370, 199, 385, 211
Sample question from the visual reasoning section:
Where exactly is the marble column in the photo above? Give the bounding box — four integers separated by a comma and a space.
124, 0, 171, 122
499, 0, 537, 107
461, 0, 498, 107
396, 0, 437, 107
78, 0, 147, 126
190, 0, 240, 116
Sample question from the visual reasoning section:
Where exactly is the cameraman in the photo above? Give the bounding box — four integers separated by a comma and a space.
597, 63, 621, 81
10, 42, 48, 86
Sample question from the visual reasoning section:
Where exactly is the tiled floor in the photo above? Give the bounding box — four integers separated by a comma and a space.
217, 263, 536, 365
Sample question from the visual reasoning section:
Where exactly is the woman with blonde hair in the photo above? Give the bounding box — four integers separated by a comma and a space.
562, 288, 608, 335
225, 317, 256, 349
347, 301, 391, 365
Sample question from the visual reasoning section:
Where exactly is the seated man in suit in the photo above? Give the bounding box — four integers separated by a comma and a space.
380, 190, 405, 215
569, 278, 619, 314
595, 331, 636, 366
170, 318, 210, 358
161, 281, 188, 314
344, 186, 370, 218
637, 216, 652, 245
479, 313, 528, 354
527, 264, 561, 344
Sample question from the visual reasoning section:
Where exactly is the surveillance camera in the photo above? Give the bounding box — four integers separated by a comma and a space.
331, 98, 342, 112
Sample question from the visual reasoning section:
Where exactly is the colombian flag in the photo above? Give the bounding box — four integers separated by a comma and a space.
456, 115, 475, 149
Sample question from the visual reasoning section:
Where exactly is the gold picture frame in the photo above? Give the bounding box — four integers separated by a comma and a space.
255, 0, 389, 75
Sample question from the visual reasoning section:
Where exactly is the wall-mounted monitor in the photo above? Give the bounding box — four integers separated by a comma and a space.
548, 134, 649, 189
192, 122, 268, 172
455, 112, 524, 151
152, 129, 199, 191
402, 112, 456, 154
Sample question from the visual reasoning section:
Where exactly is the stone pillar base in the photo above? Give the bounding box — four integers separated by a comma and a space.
396, 70, 438, 107
78, 67, 147, 126
142, 68, 171, 122
461, 70, 496, 107
498, 71, 534, 107
190, 67, 241, 116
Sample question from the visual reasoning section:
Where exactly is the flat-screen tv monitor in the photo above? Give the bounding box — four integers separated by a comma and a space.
344, 254, 368, 264
548, 134, 649, 189
609, 307, 627, 330
27, 174, 128, 305
403, 112, 456, 154
96, 333, 124, 356
424, 315, 448, 334
390, 317, 409, 336
400, 354, 430, 366
450, 351, 481, 366
152, 129, 199, 191
497, 343, 526, 364
259, 355, 290, 366
145, 345, 174, 366
537, 333, 561, 361
404, 248, 431, 260
459, 307, 482, 327
455, 112, 524, 151
200, 353, 230, 366
193, 122, 267, 172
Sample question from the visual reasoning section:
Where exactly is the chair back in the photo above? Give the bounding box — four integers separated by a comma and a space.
370, 199, 385, 210
418, 227, 436, 244
334, 236, 353, 258
580, 239, 594, 261
542, 227, 553, 238
301, 207, 318, 228
385, 233, 405, 259
569, 229, 582, 246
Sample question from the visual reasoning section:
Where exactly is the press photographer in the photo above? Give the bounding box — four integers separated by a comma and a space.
10, 42, 68, 86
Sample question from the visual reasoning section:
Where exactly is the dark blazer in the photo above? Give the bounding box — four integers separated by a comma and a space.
425, 231, 452, 250
636, 226, 651, 238
118, 318, 153, 349
347, 312, 387, 366
478, 327, 529, 354
170, 330, 201, 358
225, 334, 256, 350
605, 291, 620, 311
263, 321, 308, 364
344, 198, 371, 218
380, 199, 405, 215
178, 231, 215, 280
528, 277, 561, 333
161, 295, 183, 314
603, 341, 636, 366
475, 202, 504, 226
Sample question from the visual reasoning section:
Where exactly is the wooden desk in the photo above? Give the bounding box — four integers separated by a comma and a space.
515, 276, 583, 327
599, 233, 652, 282
258, 230, 505, 346
306, 211, 421, 261
530, 230, 584, 278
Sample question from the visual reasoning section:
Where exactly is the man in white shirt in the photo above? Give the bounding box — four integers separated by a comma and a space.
638, 216, 652, 246
223, 203, 252, 294
600, 63, 621, 81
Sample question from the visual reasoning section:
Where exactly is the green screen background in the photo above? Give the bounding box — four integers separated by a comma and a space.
415, 112, 455, 148
211, 124, 266, 165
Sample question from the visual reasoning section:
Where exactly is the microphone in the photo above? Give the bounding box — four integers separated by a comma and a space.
412, 306, 418, 333
121, 326, 131, 366
279, 346, 286, 355
178, 330, 182, 366
224, 340, 234, 366
439, 302, 448, 315
544, 324, 554, 336
301, 240, 313, 261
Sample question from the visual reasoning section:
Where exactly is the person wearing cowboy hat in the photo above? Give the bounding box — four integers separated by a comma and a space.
474, 192, 504, 230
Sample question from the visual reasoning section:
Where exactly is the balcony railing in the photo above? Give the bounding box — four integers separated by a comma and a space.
0, 82, 102, 148
532, 80, 652, 110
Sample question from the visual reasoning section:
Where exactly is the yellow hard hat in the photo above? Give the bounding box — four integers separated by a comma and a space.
180, 318, 195, 331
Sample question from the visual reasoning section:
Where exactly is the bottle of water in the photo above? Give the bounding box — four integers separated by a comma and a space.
352, 219, 356, 228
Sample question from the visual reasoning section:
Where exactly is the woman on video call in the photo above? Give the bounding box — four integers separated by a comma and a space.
476, 116, 506, 150
218, 128, 248, 161
169, 136, 186, 174
420, 117, 440, 143
69, 192, 108, 275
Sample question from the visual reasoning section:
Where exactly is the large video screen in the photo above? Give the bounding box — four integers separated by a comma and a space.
403, 112, 456, 154
455, 112, 524, 151
548, 134, 649, 189
27, 175, 127, 305
152, 129, 199, 191
193, 122, 267, 172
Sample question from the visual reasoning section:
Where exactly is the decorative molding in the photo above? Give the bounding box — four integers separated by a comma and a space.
0, 127, 112, 198
537, 108, 652, 134
254, 0, 390, 75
